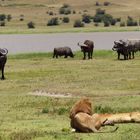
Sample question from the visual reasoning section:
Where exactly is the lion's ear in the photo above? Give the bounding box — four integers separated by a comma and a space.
69, 98, 92, 119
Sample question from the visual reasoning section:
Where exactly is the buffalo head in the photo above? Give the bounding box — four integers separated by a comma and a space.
77, 42, 88, 52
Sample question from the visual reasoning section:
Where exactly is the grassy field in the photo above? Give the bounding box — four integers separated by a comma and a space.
0, 50, 140, 140
1, 0, 140, 33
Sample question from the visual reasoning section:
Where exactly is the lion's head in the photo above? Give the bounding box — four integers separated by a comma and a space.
69, 98, 92, 120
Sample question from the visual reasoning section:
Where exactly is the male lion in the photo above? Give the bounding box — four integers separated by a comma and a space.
70, 98, 116, 133
70, 98, 140, 133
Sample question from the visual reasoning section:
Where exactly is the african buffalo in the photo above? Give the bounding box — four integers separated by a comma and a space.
78, 40, 94, 59
53, 47, 74, 58
0, 48, 8, 80
112, 39, 140, 60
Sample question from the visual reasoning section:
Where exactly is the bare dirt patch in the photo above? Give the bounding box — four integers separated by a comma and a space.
28, 89, 73, 98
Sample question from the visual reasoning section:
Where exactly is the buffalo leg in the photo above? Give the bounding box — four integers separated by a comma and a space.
90, 51, 93, 59
128, 52, 131, 59
124, 55, 127, 60
117, 52, 120, 60
53, 53, 55, 58
88, 52, 90, 59
83, 52, 86, 60
132, 51, 135, 59
1, 66, 5, 80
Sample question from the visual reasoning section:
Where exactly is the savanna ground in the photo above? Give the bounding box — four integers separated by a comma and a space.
0, 51, 140, 140
1, 0, 140, 33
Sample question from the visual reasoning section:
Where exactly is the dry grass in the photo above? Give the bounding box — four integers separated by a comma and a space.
1, 0, 140, 32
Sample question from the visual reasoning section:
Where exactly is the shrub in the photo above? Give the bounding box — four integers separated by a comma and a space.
116, 17, 121, 22
96, 8, 105, 15
104, 1, 110, 6
0, 21, 5, 26
110, 18, 117, 25
62, 17, 70, 23
49, 11, 53, 16
27, 21, 35, 29
20, 14, 24, 21
59, 4, 71, 15
57, 107, 67, 115
47, 17, 59, 26
95, 105, 114, 113
62, 3, 70, 8
94, 23, 99, 26
42, 108, 49, 113
95, 1, 100, 6
0, 14, 6, 21
82, 14, 91, 23
127, 16, 138, 26
7, 14, 12, 21
103, 21, 110, 27
93, 14, 102, 22
120, 22, 125, 27
73, 20, 84, 27
73, 10, 76, 14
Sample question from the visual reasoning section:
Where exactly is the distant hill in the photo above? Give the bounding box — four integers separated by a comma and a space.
0, 0, 140, 30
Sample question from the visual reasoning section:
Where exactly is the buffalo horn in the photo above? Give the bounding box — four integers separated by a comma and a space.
0, 48, 8, 55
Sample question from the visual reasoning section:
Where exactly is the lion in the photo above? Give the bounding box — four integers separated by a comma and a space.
70, 98, 140, 133
70, 98, 117, 133
95, 112, 140, 125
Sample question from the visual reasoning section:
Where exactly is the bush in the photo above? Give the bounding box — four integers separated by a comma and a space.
7, 14, 12, 21
57, 107, 67, 115
94, 23, 99, 26
59, 4, 71, 15
127, 16, 138, 26
73, 20, 84, 27
0, 21, 5, 26
82, 14, 91, 23
95, 105, 114, 113
47, 17, 59, 26
20, 14, 24, 21
0, 14, 6, 21
27, 21, 35, 29
95, 1, 100, 6
104, 1, 110, 6
62, 17, 70, 23
103, 21, 110, 27
93, 14, 102, 22
110, 18, 117, 25
93, 12, 115, 25
120, 22, 125, 27
73, 10, 76, 14
116, 17, 121, 22
42, 108, 49, 113
49, 11, 53, 16
96, 8, 105, 15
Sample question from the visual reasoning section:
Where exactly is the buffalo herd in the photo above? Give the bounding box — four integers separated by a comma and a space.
0, 39, 140, 80
112, 39, 140, 60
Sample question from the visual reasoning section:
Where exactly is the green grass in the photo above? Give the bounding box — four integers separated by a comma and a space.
0, 50, 140, 140
1, 26, 140, 34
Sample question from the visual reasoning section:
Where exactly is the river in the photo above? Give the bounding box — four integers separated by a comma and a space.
0, 32, 140, 54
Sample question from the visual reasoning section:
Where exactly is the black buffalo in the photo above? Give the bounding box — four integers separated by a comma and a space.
0, 48, 8, 80
78, 40, 94, 59
53, 47, 74, 58
112, 39, 140, 60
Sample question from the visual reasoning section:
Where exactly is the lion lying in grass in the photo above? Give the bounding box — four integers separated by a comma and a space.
70, 98, 140, 133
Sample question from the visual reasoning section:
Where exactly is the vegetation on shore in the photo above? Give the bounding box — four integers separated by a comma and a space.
1, 0, 140, 33
0, 51, 140, 139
